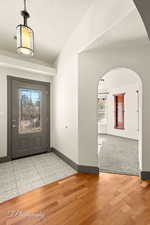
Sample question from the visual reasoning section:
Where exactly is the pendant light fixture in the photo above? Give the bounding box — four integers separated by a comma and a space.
16, 0, 34, 56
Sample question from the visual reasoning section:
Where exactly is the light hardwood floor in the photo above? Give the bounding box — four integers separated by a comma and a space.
0, 173, 150, 225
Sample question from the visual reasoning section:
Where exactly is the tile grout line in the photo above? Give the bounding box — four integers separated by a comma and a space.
31, 156, 45, 185
12, 161, 20, 196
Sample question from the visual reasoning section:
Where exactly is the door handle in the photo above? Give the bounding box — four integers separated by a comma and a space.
12, 124, 16, 128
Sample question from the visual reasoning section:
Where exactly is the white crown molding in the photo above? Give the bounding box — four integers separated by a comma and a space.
0, 54, 56, 76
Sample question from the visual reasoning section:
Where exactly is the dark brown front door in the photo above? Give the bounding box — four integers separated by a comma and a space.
8, 76, 50, 159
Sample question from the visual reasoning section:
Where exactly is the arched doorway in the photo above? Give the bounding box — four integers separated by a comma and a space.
97, 67, 142, 175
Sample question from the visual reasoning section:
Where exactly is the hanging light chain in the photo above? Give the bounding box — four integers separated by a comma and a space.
24, 0, 27, 11
21, 0, 30, 26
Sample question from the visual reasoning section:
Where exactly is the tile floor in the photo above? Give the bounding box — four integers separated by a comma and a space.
0, 152, 76, 203
98, 134, 139, 175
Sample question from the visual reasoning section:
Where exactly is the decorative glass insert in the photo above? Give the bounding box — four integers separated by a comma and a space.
19, 89, 41, 134
114, 94, 125, 129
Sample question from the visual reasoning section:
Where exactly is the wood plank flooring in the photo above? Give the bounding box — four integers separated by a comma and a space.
0, 173, 150, 225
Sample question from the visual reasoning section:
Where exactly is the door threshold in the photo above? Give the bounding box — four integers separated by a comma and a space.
99, 168, 139, 177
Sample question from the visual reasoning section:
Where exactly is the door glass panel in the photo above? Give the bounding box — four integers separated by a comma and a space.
19, 88, 42, 134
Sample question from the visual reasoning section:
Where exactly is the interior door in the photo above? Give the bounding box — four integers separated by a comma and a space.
10, 77, 50, 159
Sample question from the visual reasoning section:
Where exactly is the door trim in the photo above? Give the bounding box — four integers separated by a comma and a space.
7, 75, 50, 160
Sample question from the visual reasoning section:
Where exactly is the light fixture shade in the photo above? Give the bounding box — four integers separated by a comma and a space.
16, 25, 34, 56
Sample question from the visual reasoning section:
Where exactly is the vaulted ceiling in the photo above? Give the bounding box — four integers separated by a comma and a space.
85, 4, 149, 53
1, 0, 150, 67
0, 0, 93, 65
